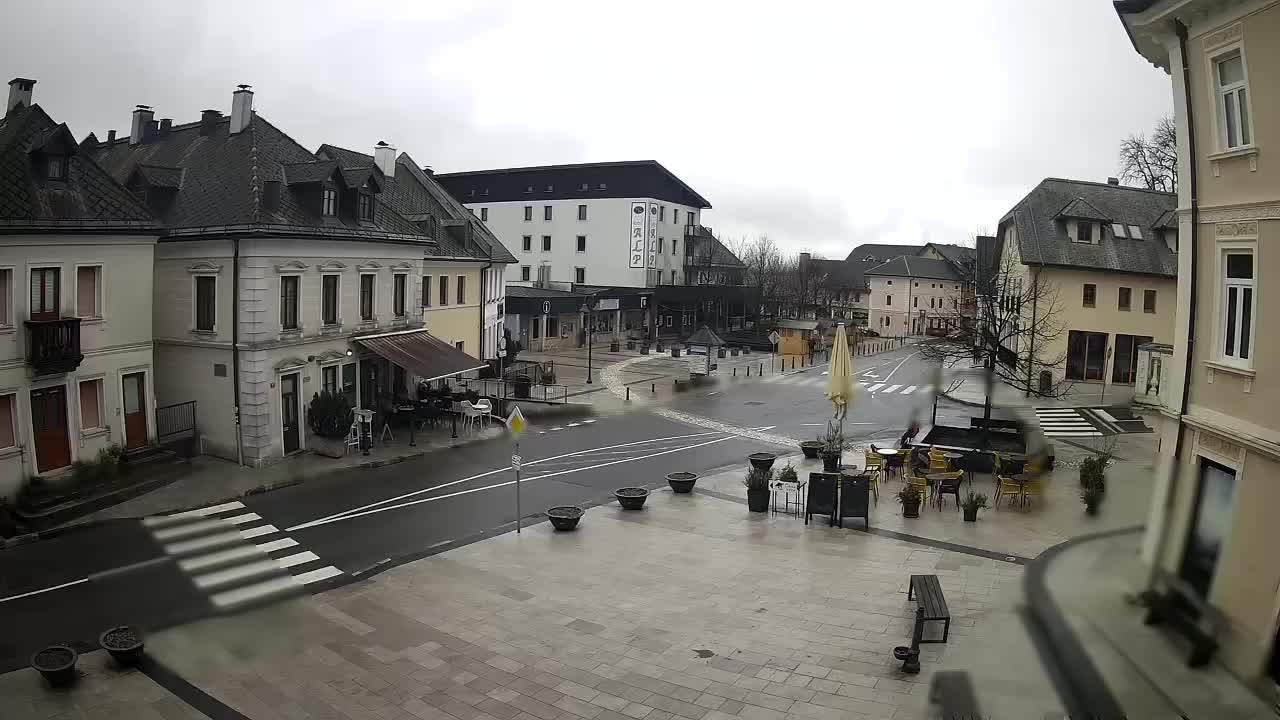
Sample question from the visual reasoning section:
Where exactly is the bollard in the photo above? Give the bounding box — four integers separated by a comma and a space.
626, 387, 630, 402
747, 365, 751, 377
733, 367, 736, 377
652, 383, 655, 393
759, 362, 763, 375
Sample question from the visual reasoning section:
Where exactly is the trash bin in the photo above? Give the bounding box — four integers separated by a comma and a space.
513, 376, 532, 399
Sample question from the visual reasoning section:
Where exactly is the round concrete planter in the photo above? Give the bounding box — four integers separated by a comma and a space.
100, 625, 145, 667
546, 506, 584, 531
749, 452, 777, 471
31, 645, 77, 687
614, 487, 649, 510
666, 472, 698, 494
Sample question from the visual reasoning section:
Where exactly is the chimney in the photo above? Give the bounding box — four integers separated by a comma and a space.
799, 252, 811, 265
422, 165, 434, 176
107, 129, 117, 143
1107, 177, 1119, 186
144, 119, 159, 142
199, 109, 221, 136
159, 118, 172, 135
130, 105, 154, 145
374, 141, 396, 178
229, 84, 253, 135
6, 77, 35, 114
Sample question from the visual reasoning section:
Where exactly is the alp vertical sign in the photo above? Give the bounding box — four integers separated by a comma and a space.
647, 202, 659, 268
629, 202, 646, 269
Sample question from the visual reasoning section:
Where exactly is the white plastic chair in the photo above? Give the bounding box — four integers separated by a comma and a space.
460, 401, 483, 434
473, 399, 492, 428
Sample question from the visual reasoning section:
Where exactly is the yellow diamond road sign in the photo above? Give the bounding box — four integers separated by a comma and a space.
507, 405, 526, 436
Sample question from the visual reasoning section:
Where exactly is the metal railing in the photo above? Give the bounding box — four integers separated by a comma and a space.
464, 378, 570, 404
25, 317, 83, 375
155, 400, 197, 457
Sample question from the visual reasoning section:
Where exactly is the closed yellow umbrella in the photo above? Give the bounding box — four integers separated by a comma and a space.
825, 323, 854, 420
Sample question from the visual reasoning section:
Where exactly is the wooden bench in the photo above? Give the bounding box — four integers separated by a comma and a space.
1141, 571, 1221, 668
908, 574, 951, 644
929, 671, 980, 720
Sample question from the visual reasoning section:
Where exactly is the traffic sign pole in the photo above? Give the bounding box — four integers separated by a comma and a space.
507, 405, 527, 533
514, 441, 521, 533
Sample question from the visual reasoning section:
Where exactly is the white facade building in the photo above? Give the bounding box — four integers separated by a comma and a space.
436, 161, 711, 290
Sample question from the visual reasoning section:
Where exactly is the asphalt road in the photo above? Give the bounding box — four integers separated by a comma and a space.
0, 343, 961, 673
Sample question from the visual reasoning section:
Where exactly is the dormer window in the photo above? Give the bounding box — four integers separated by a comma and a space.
358, 192, 374, 221
1074, 221, 1094, 244
1127, 225, 1142, 240
46, 155, 66, 180
1112, 223, 1128, 238
322, 188, 338, 216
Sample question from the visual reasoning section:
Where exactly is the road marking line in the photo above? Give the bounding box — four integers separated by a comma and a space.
211, 575, 302, 610
194, 559, 281, 590
274, 551, 320, 569
179, 545, 263, 573
290, 434, 740, 532
583, 419, 596, 423
567, 422, 580, 427
286, 430, 727, 531
142, 501, 245, 527
0, 577, 89, 604
255, 538, 299, 553
881, 350, 919, 383
222, 513, 262, 526
550, 427, 564, 431
163, 531, 244, 556
238, 524, 279, 540
295, 566, 344, 585
153, 519, 226, 541
884, 384, 902, 393
903, 385, 917, 394
868, 384, 885, 392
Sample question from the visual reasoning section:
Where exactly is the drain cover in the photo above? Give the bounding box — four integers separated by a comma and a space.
694, 649, 714, 658
745, 401, 764, 406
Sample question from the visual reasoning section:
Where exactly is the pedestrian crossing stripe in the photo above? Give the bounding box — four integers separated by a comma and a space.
143, 500, 344, 612
759, 373, 931, 396
1034, 408, 1104, 437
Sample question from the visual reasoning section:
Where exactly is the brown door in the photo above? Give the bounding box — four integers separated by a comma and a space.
31, 385, 71, 472
122, 372, 148, 451
281, 373, 300, 454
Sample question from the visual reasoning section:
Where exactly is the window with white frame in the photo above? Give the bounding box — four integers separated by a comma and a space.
79, 378, 104, 430
321, 364, 339, 395
1214, 50, 1251, 150
195, 275, 216, 331
322, 274, 339, 325
1220, 250, 1254, 365
520, 266, 531, 282
322, 188, 338, 216
0, 393, 15, 450
0, 268, 11, 327
280, 275, 300, 330
574, 267, 585, 284
77, 265, 102, 318
393, 274, 407, 317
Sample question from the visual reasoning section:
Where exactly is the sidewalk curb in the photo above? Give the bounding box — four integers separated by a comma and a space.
940, 391, 985, 408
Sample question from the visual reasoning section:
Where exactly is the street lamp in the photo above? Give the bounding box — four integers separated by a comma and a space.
580, 302, 593, 384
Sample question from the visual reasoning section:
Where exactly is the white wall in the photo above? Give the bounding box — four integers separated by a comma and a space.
469, 197, 701, 289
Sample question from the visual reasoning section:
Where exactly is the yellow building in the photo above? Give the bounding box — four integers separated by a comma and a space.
1120, 0, 1280, 695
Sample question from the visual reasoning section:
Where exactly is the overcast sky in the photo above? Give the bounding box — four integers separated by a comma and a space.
2, 1, 1171, 259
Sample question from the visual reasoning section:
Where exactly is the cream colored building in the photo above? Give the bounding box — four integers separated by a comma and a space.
1120, 0, 1280, 694
91, 87, 511, 466
866, 256, 968, 336
993, 177, 1178, 393
0, 80, 159, 493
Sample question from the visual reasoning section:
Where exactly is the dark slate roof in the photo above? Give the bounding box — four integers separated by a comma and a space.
134, 164, 183, 188
1152, 208, 1178, 229
1055, 197, 1110, 221
315, 144, 515, 263
974, 235, 999, 290
0, 104, 156, 231
434, 160, 711, 209
864, 256, 962, 281
687, 234, 745, 268
925, 243, 976, 267
505, 285, 584, 298
810, 258, 863, 289
844, 243, 923, 263
1001, 177, 1177, 277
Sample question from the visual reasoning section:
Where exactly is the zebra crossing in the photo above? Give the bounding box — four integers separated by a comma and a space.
762, 372, 930, 397
143, 500, 343, 613
1034, 408, 1104, 438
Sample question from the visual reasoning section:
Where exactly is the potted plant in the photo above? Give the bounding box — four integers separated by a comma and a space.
666, 471, 698, 494
671, 347, 682, 358
776, 463, 798, 485
100, 625, 145, 666
640, 343, 650, 355
743, 346, 751, 355
610, 340, 621, 352
819, 424, 846, 472
307, 390, 353, 458
627, 339, 636, 350
799, 439, 823, 459
748, 452, 777, 471
960, 492, 988, 522
546, 506, 584, 530
1081, 485, 1104, 516
656, 340, 665, 352
614, 487, 650, 510
730, 347, 740, 357
744, 467, 772, 512
897, 486, 923, 518
31, 645, 78, 687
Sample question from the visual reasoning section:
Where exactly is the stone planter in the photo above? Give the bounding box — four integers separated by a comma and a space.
614, 487, 650, 510
747, 489, 770, 513
901, 496, 922, 519
671, 348, 681, 358
546, 506, 584, 531
743, 347, 752, 355
799, 441, 822, 459
610, 341, 621, 352
100, 625, 144, 667
963, 507, 978, 522
627, 340, 636, 350
730, 348, 740, 357
821, 451, 841, 473
311, 434, 346, 458
31, 645, 77, 687
640, 345, 650, 355
666, 472, 698, 494
748, 452, 777, 471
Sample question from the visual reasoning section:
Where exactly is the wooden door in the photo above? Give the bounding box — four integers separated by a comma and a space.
122, 372, 148, 450
280, 373, 300, 454
31, 385, 71, 472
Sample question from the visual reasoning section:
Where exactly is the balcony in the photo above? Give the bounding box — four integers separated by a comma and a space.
25, 317, 83, 375
684, 224, 715, 240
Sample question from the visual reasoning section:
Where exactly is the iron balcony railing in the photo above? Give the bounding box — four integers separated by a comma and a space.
25, 317, 83, 375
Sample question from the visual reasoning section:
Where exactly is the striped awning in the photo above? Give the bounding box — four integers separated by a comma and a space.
354, 329, 487, 382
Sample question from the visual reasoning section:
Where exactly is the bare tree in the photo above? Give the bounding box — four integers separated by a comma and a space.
731, 235, 783, 319
916, 252, 1070, 429
1119, 116, 1177, 193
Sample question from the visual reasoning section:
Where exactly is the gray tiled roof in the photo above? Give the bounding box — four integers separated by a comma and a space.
1002, 178, 1177, 277
975, 235, 999, 289
864, 256, 962, 281
687, 234, 745, 268
315, 144, 515, 263
134, 163, 183, 188
0, 105, 156, 229
844, 243, 923, 263
926, 243, 976, 268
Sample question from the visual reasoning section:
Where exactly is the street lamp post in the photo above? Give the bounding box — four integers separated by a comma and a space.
580, 302, 594, 384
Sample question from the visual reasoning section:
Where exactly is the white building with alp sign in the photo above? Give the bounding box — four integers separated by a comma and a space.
435, 161, 711, 290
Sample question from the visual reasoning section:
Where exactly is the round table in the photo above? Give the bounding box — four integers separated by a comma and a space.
874, 448, 898, 477
926, 473, 960, 509
1008, 473, 1034, 508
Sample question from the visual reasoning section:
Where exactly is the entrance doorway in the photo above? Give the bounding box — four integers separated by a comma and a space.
280, 372, 300, 454
122, 371, 148, 451
31, 385, 71, 473
1180, 458, 1237, 598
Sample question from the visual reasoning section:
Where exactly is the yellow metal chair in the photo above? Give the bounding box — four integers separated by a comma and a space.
863, 450, 884, 503
933, 470, 965, 510
994, 474, 1023, 509
1021, 477, 1043, 507
905, 466, 931, 506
